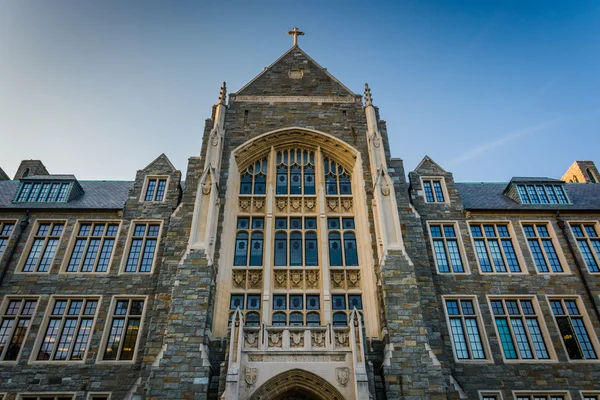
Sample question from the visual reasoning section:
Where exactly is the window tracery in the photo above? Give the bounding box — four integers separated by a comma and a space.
240, 158, 267, 195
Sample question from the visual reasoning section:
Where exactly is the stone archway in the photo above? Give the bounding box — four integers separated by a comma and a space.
249, 369, 345, 400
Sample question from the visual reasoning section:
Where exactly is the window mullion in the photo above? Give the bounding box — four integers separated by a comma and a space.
51, 316, 67, 360
117, 316, 129, 359
137, 238, 147, 273
66, 317, 83, 360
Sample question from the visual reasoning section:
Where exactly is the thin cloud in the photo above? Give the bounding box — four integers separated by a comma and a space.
446, 117, 565, 167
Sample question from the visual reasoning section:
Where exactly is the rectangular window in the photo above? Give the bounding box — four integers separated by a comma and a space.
18, 395, 75, 400
65, 222, 119, 273
143, 177, 168, 201
14, 182, 72, 203
429, 223, 465, 273
0, 297, 38, 361
36, 297, 99, 361
548, 297, 598, 360
517, 184, 570, 205
229, 294, 261, 326
522, 223, 564, 273
422, 178, 446, 203
470, 223, 522, 273
479, 392, 502, 400
582, 394, 599, 400
0, 221, 16, 258
87, 394, 111, 400
102, 298, 146, 361
124, 222, 160, 273
443, 297, 488, 360
570, 223, 600, 273
21, 222, 65, 273
489, 297, 551, 361
514, 393, 569, 400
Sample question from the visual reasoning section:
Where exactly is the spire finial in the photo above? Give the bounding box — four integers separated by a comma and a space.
364, 83, 373, 106
286, 27, 305, 47
218, 82, 227, 105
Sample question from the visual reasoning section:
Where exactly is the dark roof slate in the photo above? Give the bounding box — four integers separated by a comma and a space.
0, 180, 133, 210
457, 183, 600, 211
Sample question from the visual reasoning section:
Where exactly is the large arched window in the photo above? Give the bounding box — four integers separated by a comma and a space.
333, 312, 347, 327
324, 158, 352, 195
273, 312, 286, 326
276, 149, 316, 195
240, 158, 267, 195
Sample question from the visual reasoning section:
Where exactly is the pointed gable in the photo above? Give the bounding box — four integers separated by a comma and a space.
413, 156, 448, 175
234, 47, 357, 98
142, 153, 176, 173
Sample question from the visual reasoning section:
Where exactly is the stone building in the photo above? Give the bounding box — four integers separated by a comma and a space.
0, 30, 599, 400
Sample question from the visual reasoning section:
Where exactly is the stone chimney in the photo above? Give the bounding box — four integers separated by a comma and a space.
13, 160, 49, 180
561, 160, 600, 183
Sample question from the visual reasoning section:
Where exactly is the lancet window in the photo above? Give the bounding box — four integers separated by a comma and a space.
274, 217, 318, 267
240, 158, 267, 195
276, 149, 316, 195
324, 158, 351, 195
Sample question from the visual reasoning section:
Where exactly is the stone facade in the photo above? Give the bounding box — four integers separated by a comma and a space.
0, 38, 599, 400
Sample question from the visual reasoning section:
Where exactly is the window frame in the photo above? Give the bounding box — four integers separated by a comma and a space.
442, 295, 492, 363
87, 393, 112, 400
469, 221, 527, 275
140, 176, 169, 202
516, 183, 571, 205
427, 221, 469, 274
420, 176, 449, 204
479, 391, 503, 400
487, 295, 557, 363
17, 394, 76, 400
580, 391, 600, 400
119, 221, 163, 274
545, 296, 600, 363
519, 221, 569, 275
0, 219, 17, 259
0, 296, 40, 363
17, 220, 67, 274
30, 296, 101, 364
61, 220, 121, 274
569, 221, 600, 274
97, 296, 148, 364
512, 391, 572, 400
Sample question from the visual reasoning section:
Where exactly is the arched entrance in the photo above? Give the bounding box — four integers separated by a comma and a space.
249, 369, 345, 400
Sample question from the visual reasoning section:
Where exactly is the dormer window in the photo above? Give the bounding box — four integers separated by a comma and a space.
13, 175, 82, 203
143, 177, 168, 201
422, 178, 447, 203
516, 184, 569, 205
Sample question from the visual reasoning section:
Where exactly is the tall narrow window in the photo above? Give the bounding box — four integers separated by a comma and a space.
290, 232, 302, 266
522, 223, 563, 273
102, 298, 145, 361
124, 223, 160, 273
22, 222, 65, 273
305, 232, 318, 266
276, 149, 316, 195
66, 222, 119, 273
36, 298, 98, 361
344, 233, 358, 266
328, 217, 359, 267
0, 298, 37, 361
470, 223, 521, 273
549, 298, 598, 360
329, 232, 343, 266
144, 177, 167, 201
324, 158, 351, 195
422, 179, 446, 202
515, 394, 567, 400
240, 158, 267, 195
490, 298, 550, 360
444, 298, 487, 360
587, 168, 597, 183
571, 223, 600, 273
274, 232, 287, 266
429, 223, 464, 273
0, 221, 15, 258
249, 232, 264, 266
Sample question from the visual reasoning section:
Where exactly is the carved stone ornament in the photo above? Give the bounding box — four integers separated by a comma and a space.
245, 332, 258, 348
277, 199, 287, 211
372, 135, 381, 148
347, 270, 360, 287
290, 270, 302, 287
275, 270, 286, 288
327, 199, 338, 211
239, 199, 250, 210
306, 270, 319, 288
288, 70, 304, 79
249, 271, 262, 288
291, 198, 301, 210
202, 181, 211, 195
269, 332, 282, 347
245, 367, 258, 386
211, 130, 220, 146
336, 367, 349, 387
331, 271, 344, 288
304, 198, 315, 210
312, 331, 325, 347
233, 270, 246, 288
254, 198, 264, 211
335, 331, 349, 347
290, 331, 304, 347
342, 198, 352, 211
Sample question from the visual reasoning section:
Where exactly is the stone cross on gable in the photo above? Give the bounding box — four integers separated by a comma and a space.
287, 27, 305, 46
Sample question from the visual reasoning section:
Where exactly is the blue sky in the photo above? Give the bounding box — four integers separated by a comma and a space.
1, 0, 599, 182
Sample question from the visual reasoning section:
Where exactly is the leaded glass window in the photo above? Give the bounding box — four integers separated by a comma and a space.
516, 184, 570, 205
102, 298, 145, 361
124, 223, 160, 273
444, 298, 486, 360
240, 158, 267, 195
549, 298, 598, 360
0, 298, 37, 361
571, 223, 600, 273
430, 223, 465, 273
522, 223, 563, 273
22, 222, 65, 273
66, 222, 119, 273
0, 221, 15, 258
324, 157, 351, 195
470, 223, 521, 273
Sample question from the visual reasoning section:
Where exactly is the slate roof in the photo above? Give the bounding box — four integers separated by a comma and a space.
21, 174, 77, 181
0, 180, 133, 210
456, 182, 600, 211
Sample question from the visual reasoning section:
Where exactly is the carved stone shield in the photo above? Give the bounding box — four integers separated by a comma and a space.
342, 198, 352, 210
291, 270, 302, 286
332, 271, 343, 286
233, 271, 245, 286
291, 198, 301, 210
336, 367, 349, 387
305, 198, 315, 210
275, 271, 286, 287
277, 199, 286, 210
327, 199, 337, 211
348, 271, 359, 285
245, 367, 258, 386
239, 199, 250, 210
254, 199, 264, 210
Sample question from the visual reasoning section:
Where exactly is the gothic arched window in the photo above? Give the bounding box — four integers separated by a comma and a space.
274, 232, 287, 266
305, 232, 318, 266
333, 312, 347, 326
240, 158, 267, 195
324, 158, 352, 195
234, 232, 248, 266
290, 232, 302, 266
246, 312, 260, 327
328, 232, 343, 266
587, 168, 597, 183
306, 312, 320, 326
273, 312, 286, 326
249, 232, 264, 266
276, 149, 316, 195
344, 232, 358, 266
289, 312, 303, 326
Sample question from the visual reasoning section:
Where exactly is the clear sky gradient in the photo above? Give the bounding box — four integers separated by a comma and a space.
1, 0, 599, 182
